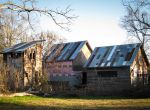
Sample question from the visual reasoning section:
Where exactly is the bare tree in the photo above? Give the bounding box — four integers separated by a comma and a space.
0, 0, 77, 31
0, 10, 29, 49
121, 0, 150, 59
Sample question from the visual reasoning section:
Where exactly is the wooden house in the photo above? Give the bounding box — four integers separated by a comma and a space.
83, 43, 149, 95
1, 40, 44, 90
45, 41, 92, 88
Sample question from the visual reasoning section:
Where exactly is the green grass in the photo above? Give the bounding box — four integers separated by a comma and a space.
0, 96, 150, 110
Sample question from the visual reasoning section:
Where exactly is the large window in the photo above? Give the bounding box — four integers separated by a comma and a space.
97, 71, 118, 77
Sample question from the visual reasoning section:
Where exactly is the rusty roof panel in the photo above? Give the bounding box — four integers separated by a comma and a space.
2, 40, 44, 53
47, 41, 90, 62
85, 43, 141, 68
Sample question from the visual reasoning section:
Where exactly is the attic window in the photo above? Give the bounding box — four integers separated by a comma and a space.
33, 51, 36, 59
97, 71, 118, 77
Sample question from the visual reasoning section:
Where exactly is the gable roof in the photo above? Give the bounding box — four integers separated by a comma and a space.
46, 40, 92, 62
2, 40, 44, 54
84, 43, 143, 69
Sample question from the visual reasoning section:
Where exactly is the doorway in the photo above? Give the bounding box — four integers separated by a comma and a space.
82, 72, 87, 84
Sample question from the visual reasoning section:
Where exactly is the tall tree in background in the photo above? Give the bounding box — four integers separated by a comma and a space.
121, 0, 150, 59
0, 10, 29, 50
0, 0, 76, 50
0, 0, 76, 31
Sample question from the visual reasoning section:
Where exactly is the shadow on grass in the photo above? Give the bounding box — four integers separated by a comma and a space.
0, 103, 150, 110
38, 93, 150, 100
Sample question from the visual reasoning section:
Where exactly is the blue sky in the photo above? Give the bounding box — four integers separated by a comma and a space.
37, 0, 128, 48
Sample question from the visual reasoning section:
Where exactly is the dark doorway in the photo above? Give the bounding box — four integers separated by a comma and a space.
82, 72, 87, 84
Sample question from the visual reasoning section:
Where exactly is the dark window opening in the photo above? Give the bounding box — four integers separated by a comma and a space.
15, 53, 21, 58
29, 53, 32, 60
97, 71, 118, 77
82, 72, 87, 84
3, 54, 7, 62
33, 51, 36, 59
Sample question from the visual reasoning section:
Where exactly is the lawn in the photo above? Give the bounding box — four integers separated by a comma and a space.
0, 95, 150, 110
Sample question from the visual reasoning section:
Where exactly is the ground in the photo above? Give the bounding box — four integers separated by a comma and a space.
0, 95, 150, 110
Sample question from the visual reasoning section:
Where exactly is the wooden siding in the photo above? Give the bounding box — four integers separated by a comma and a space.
84, 68, 131, 95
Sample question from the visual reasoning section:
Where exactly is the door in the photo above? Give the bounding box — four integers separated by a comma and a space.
82, 72, 87, 84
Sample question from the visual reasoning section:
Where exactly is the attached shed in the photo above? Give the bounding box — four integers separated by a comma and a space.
45, 41, 92, 88
83, 43, 149, 95
1, 40, 44, 90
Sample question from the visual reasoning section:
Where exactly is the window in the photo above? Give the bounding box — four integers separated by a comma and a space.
97, 71, 118, 77
33, 51, 36, 59
29, 53, 32, 60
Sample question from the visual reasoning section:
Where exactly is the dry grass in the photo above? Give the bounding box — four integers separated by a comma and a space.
0, 95, 150, 110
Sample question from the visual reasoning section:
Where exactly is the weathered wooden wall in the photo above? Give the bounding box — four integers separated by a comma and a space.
84, 68, 131, 95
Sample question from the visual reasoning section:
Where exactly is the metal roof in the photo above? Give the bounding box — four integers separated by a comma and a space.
2, 40, 45, 53
46, 41, 92, 62
84, 43, 141, 68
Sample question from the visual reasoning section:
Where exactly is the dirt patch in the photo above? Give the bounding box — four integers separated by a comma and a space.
0, 92, 33, 97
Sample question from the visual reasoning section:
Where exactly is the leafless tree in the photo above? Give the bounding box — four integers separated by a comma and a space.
0, 10, 29, 50
121, 0, 150, 59
0, 0, 77, 31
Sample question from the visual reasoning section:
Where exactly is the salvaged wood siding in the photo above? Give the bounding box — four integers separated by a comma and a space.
84, 68, 131, 95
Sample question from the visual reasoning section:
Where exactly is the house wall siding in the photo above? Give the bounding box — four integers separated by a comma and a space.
85, 68, 131, 95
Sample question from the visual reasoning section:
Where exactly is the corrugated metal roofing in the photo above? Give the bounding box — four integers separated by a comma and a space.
46, 41, 91, 62
2, 40, 44, 53
84, 43, 141, 68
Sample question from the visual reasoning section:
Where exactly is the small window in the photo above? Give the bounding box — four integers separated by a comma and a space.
97, 71, 118, 77
33, 51, 36, 59
29, 53, 32, 60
